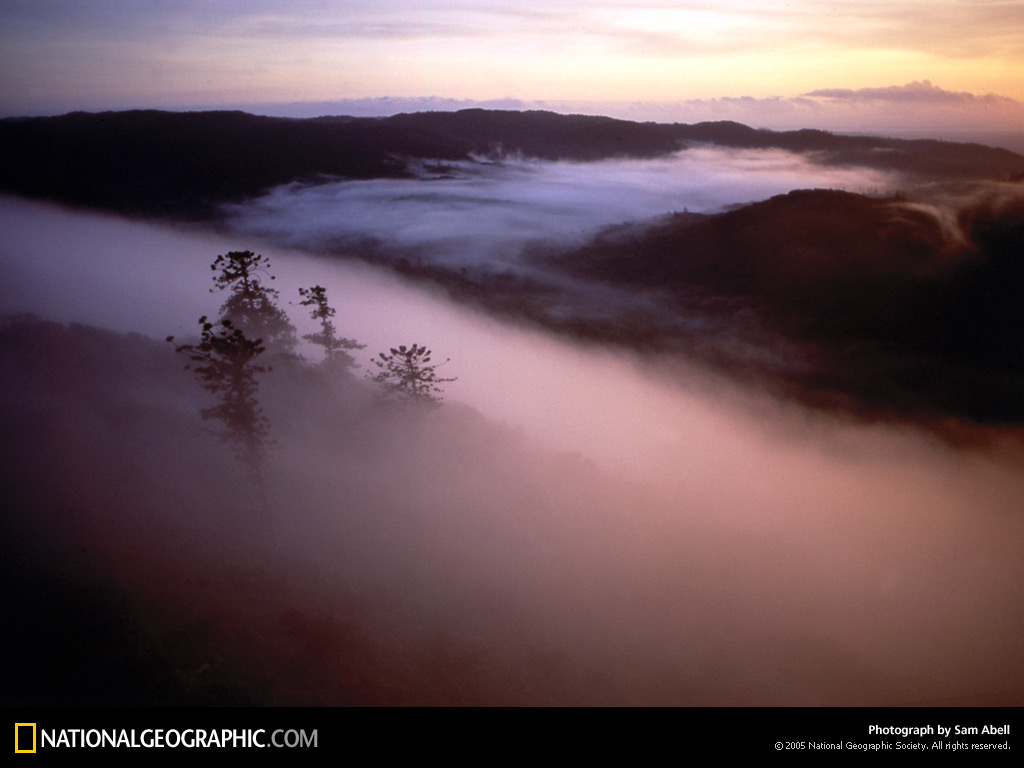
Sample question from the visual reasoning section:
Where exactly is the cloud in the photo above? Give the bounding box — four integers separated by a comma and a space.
3, 195, 1024, 705
668, 82, 1024, 134
804, 80, 1021, 106
221, 148, 896, 269
4, 1, 1024, 119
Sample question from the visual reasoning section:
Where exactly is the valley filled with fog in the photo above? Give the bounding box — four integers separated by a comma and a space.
223, 148, 897, 269
2, 141, 1023, 705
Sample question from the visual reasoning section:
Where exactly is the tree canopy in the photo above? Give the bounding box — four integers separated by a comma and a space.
210, 250, 296, 353
297, 285, 364, 368
367, 344, 456, 408
168, 316, 271, 478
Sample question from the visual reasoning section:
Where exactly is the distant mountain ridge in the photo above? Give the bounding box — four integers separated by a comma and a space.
2, 108, 1022, 218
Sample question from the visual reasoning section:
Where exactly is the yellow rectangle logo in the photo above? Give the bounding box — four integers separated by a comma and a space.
14, 723, 36, 754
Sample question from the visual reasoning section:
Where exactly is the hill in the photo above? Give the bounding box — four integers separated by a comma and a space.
543, 188, 1024, 427
2, 109, 1022, 218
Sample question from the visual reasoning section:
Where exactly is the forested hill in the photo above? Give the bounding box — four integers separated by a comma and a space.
545, 188, 1024, 427
2, 108, 1022, 218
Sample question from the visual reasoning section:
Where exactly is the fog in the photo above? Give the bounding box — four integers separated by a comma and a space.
223, 148, 897, 270
2, 182, 1023, 704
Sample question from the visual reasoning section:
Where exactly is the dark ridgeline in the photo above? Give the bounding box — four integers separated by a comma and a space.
0, 110, 454, 217
546, 189, 1024, 428
1, 107, 1022, 429
2, 108, 1022, 218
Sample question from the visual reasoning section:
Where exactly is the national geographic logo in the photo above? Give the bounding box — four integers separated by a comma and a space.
11, 723, 317, 751
15, 723, 36, 754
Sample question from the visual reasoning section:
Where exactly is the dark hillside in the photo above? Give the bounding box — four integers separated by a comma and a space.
674, 122, 1024, 178
3, 109, 1022, 218
0, 110, 464, 218
550, 188, 1024, 426
378, 108, 685, 159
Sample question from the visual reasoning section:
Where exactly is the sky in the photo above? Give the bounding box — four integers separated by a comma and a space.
2, 0, 1024, 134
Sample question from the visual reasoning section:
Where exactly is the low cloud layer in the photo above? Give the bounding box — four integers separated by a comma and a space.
3, 198, 1024, 705
805, 80, 1021, 106
213, 148, 1024, 431
223, 148, 896, 269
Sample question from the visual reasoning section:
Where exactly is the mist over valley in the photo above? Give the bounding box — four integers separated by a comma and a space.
2, 109, 1023, 706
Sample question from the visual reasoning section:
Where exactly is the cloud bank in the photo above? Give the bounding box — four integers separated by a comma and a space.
3, 197, 1023, 705
222, 148, 897, 269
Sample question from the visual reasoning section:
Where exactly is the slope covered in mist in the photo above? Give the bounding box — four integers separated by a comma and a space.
540, 186, 1024, 429
4, 313, 1022, 706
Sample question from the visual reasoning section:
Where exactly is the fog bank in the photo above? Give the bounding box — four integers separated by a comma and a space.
222, 148, 897, 269
2, 197, 1023, 705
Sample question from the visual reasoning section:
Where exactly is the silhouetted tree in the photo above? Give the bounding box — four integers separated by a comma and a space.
367, 344, 456, 408
168, 316, 271, 480
297, 285, 364, 368
210, 250, 296, 353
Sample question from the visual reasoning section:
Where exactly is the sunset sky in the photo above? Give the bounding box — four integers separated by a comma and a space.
2, 1, 1023, 132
